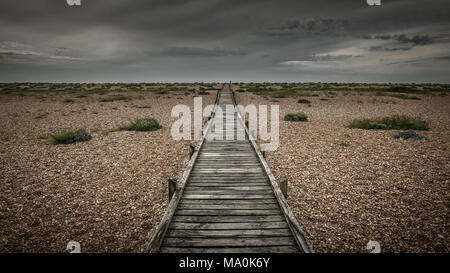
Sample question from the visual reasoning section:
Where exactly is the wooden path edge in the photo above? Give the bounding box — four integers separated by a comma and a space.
146, 85, 222, 253
230, 87, 314, 253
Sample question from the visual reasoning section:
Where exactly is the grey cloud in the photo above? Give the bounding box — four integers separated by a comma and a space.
313, 54, 356, 61
0, 0, 449, 82
369, 45, 413, 52
148, 46, 246, 57
363, 34, 435, 45
262, 18, 349, 37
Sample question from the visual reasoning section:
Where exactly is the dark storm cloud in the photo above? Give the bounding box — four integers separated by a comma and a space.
0, 0, 449, 82
148, 47, 246, 57
369, 46, 412, 52
262, 18, 350, 37
363, 34, 434, 45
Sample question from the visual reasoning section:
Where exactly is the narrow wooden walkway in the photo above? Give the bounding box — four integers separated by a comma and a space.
148, 83, 312, 253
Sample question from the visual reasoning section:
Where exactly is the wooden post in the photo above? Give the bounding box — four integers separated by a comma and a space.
168, 178, 177, 202
189, 144, 195, 159
278, 176, 288, 198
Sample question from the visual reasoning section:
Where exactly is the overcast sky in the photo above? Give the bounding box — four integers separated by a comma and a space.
0, 0, 449, 83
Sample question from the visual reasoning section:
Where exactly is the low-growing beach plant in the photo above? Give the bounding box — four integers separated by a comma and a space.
284, 112, 308, 122
340, 141, 350, 147
393, 130, 425, 140
348, 115, 429, 130
100, 95, 129, 102
297, 99, 311, 104
63, 98, 75, 103
119, 118, 162, 131
51, 129, 92, 144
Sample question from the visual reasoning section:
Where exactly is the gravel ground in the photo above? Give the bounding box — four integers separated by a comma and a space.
1, 86, 448, 253
0, 90, 216, 252
236, 90, 449, 253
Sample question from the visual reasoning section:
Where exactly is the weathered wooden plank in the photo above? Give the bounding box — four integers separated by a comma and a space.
169, 222, 289, 230
177, 203, 279, 210
175, 209, 282, 216
159, 246, 298, 253
171, 215, 285, 223
183, 190, 273, 195
191, 169, 263, 173
183, 194, 275, 200
186, 184, 271, 191
179, 199, 277, 205
166, 229, 292, 238
187, 183, 269, 188
189, 174, 268, 177
162, 237, 296, 247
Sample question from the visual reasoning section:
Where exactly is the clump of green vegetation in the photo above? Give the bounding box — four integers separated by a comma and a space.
51, 129, 92, 144
393, 130, 425, 140
136, 105, 151, 109
348, 115, 429, 130
284, 112, 308, 122
64, 98, 75, 103
320, 98, 328, 101
297, 99, 311, 104
119, 118, 162, 131
390, 94, 421, 100
35, 112, 49, 119
100, 95, 129, 102
340, 141, 350, 147
198, 91, 210, 95
312, 94, 319, 97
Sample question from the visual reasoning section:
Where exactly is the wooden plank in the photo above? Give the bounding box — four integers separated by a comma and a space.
169, 222, 289, 230
187, 182, 269, 186
175, 209, 282, 216
183, 190, 273, 195
189, 174, 267, 177
159, 246, 298, 253
177, 203, 279, 210
171, 215, 286, 223
179, 199, 277, 205
165, 229, 292, 238
187, 184, 269, 188
186, 184, 271, 191
191, 169, 263, 174
162, 237, 297, 247
183, 194, 274, 200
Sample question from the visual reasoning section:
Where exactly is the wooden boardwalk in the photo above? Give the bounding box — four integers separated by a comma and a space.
148, 84, 312, 253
